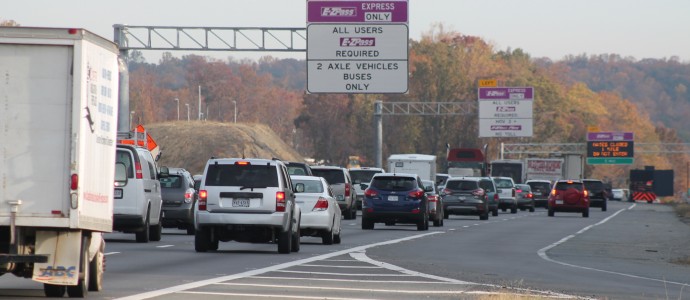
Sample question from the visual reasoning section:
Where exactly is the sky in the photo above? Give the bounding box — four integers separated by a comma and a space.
3, 0, 690, 63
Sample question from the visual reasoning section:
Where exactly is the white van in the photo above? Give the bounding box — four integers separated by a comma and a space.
113, 144, 168, 243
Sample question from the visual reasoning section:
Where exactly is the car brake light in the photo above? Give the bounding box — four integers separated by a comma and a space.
198, 190, 208, 210
313, 197, 329, 211
494, 194, 499, 201
584, 190, 588, 197
512, 189, 516, 197
135, 162, 143, 179
345, 183, 351, 197
516, 189, 523, 193
184, 189, 194, 204
235, 161, 250, 166
428, 195, 437, 203
364, 188, 378, 197
70, 174, 78, 190
551, 189, 556, 196
527, 193, 533, 199
276, 191, 286, 212
408, 189, 424, 198
443, 188, 453, 195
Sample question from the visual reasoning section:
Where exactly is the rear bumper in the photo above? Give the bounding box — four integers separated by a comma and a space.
550, 204, 588, 212
300, 211, 332, 230
113, 214, 146, 231
196, 210, 289, 230
589, 198, 606, 207
362, 211, 424, 224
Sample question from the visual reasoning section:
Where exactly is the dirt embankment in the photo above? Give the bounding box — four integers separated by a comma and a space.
146, 121, 304, 175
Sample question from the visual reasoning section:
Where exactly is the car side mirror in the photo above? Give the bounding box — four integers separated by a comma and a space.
295, 183, 305, 193
159, 166, 169, 178
114, 163, 128, 186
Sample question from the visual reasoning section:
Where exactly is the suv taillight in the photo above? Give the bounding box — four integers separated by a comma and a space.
345, 183, 351, 197
364, 188, 378, 197
276, 191, 286, 212
512, 188, 516, 197
313, 197, 329, 211
135, 162, 143, 179
408, 189, 424, 199
198, 190, 208, 211
443, 188, 453, 195
184, 189, 194, 204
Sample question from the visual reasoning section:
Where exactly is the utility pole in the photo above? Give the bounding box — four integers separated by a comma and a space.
198, 85, 201, 120
174, 98, 179, 121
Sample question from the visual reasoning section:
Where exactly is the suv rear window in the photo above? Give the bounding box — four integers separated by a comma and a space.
478, 180, 495, 192
528, 182, 551, 192
445, 180, 479, 191
583, 180, 604, 192
371, 176, 416, 191
204, 164, 278, 187
555, 182, 584, 191
160, 175, 182, 188
493, 178, 513, 188
350, 170, 380, 184
312, 169, 345, 184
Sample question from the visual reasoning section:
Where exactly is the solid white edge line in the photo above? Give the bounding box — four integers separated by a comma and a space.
115, 231, 443, 300
537, 204, 689, 287
104, 252, 120, 256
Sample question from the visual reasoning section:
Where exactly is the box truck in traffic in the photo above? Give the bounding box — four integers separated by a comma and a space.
388, 154, 437, 181
0, 27, 119, 297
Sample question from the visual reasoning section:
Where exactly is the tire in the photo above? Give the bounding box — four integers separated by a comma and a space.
194, 227, 211, 252
333, 232, 341, 244
277, 226, 292, 254
322, 229, 334, 245
583, 209, 590, 218
443, 209, 449, 219
502, 208, 507, 212
88, 248, 104, 292
44, 284, 65, 297
135, 212, 150, 243
548, 208, 554, 217
479, 212, 489, 220
602, 203, 607, 212
350, 204, 357, 220
417, 213, 428, 231
492, 209, 499, 217
510, 205, 517, 214
186, 225, 195, 235
291, 220, 300, 253
67, 238, 89, 297
529, 206, 535, 213
362, 218, 374, 230
149, 210, 163, 242
433, 216, 441, 227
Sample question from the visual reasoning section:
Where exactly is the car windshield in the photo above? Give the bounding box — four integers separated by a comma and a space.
371, 176, 416, 191
287, 164, 309, 175
312, 169, 345, 184
555, 182, 584, 191
350, 170, 379, 184
160, 175, 183, 188
445, 180, 478, 191
516, 184, 531, 191
292, 179, 324, 193
204, 164, 278, 187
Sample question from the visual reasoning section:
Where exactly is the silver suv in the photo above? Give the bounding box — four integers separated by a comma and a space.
311, 166, 357, 220
349, 167, 385, 210
195, 158, 301, 254
492, 176, 517, 214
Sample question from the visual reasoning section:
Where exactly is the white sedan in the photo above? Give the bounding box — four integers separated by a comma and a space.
291, 175, 342, 245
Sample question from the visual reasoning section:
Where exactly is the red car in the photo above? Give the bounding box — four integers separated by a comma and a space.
548, 180, 590, 218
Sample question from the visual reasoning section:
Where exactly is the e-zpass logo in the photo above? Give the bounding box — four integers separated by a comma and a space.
340, 37, 376, 47
487, 91, 506, 96
321, 7, 357, 17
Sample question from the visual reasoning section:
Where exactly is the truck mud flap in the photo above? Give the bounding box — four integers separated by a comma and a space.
32, 230, 82, 286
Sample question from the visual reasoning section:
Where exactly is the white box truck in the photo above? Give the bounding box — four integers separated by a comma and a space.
387, 154, 437, 181
0, 27, 119, 297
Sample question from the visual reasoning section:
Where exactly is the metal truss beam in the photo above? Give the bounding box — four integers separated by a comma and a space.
113, 25, 307, 52
378, 102, 476, 116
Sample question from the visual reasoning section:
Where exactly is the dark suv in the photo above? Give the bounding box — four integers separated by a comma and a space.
583, 179, 607, 211
548, 180, 590, 217
361, 173, 430, 231
526, 179, 552, 208
160, 168, 197, 235
442, 178, 491, 220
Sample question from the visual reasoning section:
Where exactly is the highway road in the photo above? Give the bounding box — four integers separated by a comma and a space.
1, 201, 688, 299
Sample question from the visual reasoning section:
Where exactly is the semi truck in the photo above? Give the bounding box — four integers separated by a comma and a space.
388, 154, 437, 181
446, 147, 487, 177
490, 159, 524, 184
0, 27, 120, 297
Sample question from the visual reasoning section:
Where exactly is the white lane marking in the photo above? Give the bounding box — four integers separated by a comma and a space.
179, 291, 377, 300
104, 252, 120, 256
300, 264, 383, 268
273, 270, 412, 277
463, 226, 470, 228
349, 252, 474, 284
249, 276, 466, 285
448, 228, 456, 231
538, 204, 690, 288
156, 245, 174, 248
215, 282, 476, 294
323, 259, 358, 262
351, 251, 583, 299
115, 231, 443, 300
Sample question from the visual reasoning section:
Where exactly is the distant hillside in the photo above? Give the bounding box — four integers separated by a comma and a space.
146, 121, 304, 175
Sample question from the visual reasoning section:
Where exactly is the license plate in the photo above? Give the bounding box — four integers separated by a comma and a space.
232, 199, 250, 207
556, 200, 563, 205
387, 195, 399, 201
114, 189, 123, 199
458, 196, 466, 200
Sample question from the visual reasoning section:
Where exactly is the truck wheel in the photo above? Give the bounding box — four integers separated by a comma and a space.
492, 209, 499, 216
149, 211, 163, 242
186, 225, 195, 235
277, 225, 292, 254
88, 248, 104, 291
194, 227, 211, 252
433, 216, 441, 227
291, 220, 300, 253
67, 239, 89, 297
135, 213, 150, 243
362, 218, 374, 230
529, 206, 535, 213
44, 284, 65, 297
350, 204, 357, 220
548, 208, 555, 217
479, 212, 489, 220
510, 205, 517, 214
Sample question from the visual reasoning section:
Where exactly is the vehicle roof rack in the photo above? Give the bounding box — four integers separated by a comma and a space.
117, 130, 147, 149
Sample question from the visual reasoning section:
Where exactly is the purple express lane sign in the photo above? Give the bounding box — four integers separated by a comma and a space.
308, 1, 408, 23
478, 87, 534, 100
587, 132, 634, 141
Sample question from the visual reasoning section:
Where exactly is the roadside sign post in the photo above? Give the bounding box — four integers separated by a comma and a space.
306, 0, 409, 94
478, 87, 534, 137
586, 131, 634, 165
